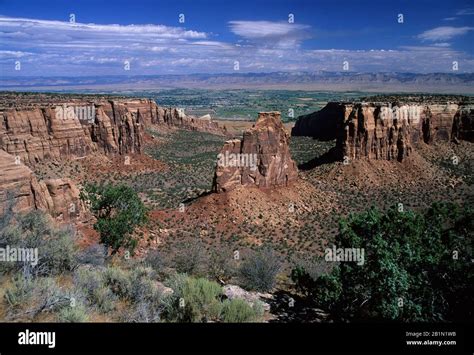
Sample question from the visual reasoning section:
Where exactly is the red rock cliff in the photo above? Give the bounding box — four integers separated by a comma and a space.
213, 112, 298, 192
292, 100, 474, 162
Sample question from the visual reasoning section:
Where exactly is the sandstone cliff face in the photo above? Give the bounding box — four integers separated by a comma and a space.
0, 97, 225, 167
292, 101, 474, 162
43, 178, 82, 220
0, 100, 145, 165
146, 106, 225, 135
0, 149, 51, 213
213, 112, 298, 192
0, 150, 81, 219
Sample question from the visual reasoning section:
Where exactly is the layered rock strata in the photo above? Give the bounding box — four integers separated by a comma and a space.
0, 97, 225, 166
0, 150, 81, 219
292, 100, 474, 162
213, 112, 298, 192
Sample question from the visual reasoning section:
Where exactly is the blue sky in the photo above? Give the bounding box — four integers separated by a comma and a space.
1, 0, 473, 76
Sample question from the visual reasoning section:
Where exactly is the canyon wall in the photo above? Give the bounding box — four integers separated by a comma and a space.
292, 100, 474, 162
0, 95, 224, 215
0, 149, 81, 219
213, 112, 298, 192
114, 99, 224, 134
0, 99, 146, 166
0, 97, 226, 166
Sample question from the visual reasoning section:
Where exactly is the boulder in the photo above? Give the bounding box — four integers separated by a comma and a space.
223, 284, 272, 311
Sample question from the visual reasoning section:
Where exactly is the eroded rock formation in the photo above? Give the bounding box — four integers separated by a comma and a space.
147, 106, 225, 135
0, 150, 81, 219
213, 112, 298, 192
292, 99, 474, 162
0, 95, 226, 166
0, 100, 145, 165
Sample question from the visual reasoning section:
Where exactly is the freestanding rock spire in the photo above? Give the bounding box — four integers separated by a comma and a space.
213, 112, 298, 192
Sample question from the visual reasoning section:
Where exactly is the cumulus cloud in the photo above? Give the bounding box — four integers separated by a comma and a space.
417, 26, 474, 41
1, 15, 473, 75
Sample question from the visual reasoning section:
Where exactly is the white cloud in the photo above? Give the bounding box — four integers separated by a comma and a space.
228, 20, 311, 47
1, 15, 473, 75
417, 26, 474, 41
456, 8, 474, 16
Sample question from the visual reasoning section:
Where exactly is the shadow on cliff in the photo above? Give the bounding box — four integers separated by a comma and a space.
298, 146, 339, 171
182, 190, 214, 204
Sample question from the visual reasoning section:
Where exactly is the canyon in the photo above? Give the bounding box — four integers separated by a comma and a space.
0, 93, 225, 215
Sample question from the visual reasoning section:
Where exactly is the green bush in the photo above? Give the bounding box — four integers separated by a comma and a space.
123, 300, 162, 323
80, 183, 148, 255
58, 304, 89, 322
103, 266, 132, 299
4, 273, 36, 309
238, 248, 281, 292
220, 299, 261, 323
128, 267, 161, 304
163, 274, 222, 322
207, 248, 235, 283
292, 202, 474, 322
4, 274, 71, 320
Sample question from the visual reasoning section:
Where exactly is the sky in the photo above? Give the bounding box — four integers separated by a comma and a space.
1, 0, 474, 76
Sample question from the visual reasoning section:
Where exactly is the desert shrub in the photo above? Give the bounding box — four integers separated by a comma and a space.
144, 249, 167, 273
220, 299, 261, 323
4, 273, 72, 319
73, 266, 117, 313
0, 192, 15, 231
4, 272, 36, 310
122, 300, 162, 323
292, 202, 474, 322
28, 277, 71, 315
238, 248, 281, 292
103, 266, 132, 299
206, 248, 235, 283
58, 304, 89, 322
76, 243, 106, 266
163, 274, 222, 322
80, 183, 148, 255
291, 258, 337, 302
171, 240, 207, 276
0, 210, 78, 276
128, 267, 161, 304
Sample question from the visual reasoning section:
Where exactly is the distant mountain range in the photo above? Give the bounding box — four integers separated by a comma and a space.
2, 72, 474, 93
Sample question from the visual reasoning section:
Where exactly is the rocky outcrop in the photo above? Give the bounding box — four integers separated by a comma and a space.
451, 105, 474, 142
146, 106, 225, 135
339, 102, 474, 162
0, 95, 226, 167
43, 178, 82, 220
292, 99, 474, 162
213, 112, 298, 192
0, 150, 81, 219
0, 100, 145, 165
223, 285, 272, 311
0, 149, 51, 213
